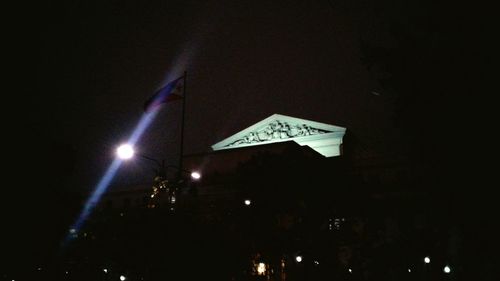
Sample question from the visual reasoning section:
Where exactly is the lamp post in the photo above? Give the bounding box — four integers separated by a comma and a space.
116, 144, 200, 201
116, 144, 200, 178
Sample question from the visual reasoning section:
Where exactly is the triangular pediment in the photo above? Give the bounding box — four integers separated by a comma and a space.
212, 114, 346, 157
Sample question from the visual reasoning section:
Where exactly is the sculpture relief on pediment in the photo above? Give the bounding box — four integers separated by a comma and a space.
226, 120, 329, 147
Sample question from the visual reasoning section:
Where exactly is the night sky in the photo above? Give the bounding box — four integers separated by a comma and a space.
8, 0, 490, 197
28, 1, 380, 187
3, 0, 495, 277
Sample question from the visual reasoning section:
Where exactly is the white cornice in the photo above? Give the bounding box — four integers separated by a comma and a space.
212, 114, 346, 157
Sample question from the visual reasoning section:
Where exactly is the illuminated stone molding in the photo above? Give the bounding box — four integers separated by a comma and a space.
212, 114, 346, 157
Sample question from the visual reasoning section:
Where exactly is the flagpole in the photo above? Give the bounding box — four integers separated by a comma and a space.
177, 71, 187, 180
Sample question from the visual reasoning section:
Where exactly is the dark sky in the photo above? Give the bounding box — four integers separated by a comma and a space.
18, 0, 487, 190
3, 1, 493, 272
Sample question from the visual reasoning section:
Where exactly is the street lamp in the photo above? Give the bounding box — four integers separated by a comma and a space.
116, 144, 134, 159
116, 143, 201, 201
116, 143, 200, 180
424, 256, 431, 264
191, 171, 201, 179
165, 164, 201, 181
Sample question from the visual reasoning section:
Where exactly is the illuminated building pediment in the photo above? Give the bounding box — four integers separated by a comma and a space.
211, 114, 346, 157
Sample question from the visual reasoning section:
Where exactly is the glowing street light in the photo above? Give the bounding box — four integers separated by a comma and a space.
119, 275, 126, 281
424, 256, 431, 264
115, 144, 201, 180
257, 263, 266, 275
116, 144, 134, 160
443, 265, 451, 274
244, 199, 251, 206
295, 255, 303, 263
190, 171, 201, 180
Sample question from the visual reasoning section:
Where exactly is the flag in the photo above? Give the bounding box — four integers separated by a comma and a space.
143, 75, 184, 112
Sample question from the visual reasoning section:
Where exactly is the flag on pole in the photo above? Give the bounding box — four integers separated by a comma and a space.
143, 75, 184, 112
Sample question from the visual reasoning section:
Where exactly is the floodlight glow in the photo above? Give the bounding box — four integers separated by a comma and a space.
64, 158, 122, 245
295, 256, 302, 263
127, 111, 158, 145
63, 72, 184, 250
116, 144, 134, 159
190, 171, 201, 180
120, 275, 126, 281
424, 256, 431, 264
443, 265, 451, 274
244, 199, 251, 206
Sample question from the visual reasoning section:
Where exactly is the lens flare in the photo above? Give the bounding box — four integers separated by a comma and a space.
63, 41, 198, 249
117, 144, 134, 159
64, 111, 160, 246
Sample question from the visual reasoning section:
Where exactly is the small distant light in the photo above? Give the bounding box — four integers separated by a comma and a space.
190, 171, 201, 180
333, 218, 341, 230
424, 256, 431, 264
314, 260, 320, 265
37, 267, 42, 271
120, 275, 126, 281
257, 263, 266, 275
295, 256, 302, 263
443, 265, 451, 274
103, 269, 108, 273
348, 268, 352, 273
65, 271, 69, 274
150, 194, 155, 198
120, 213, 124, 217
69, 228, 76, 234
244, 199, 251, 206
408, 268, 411, 273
